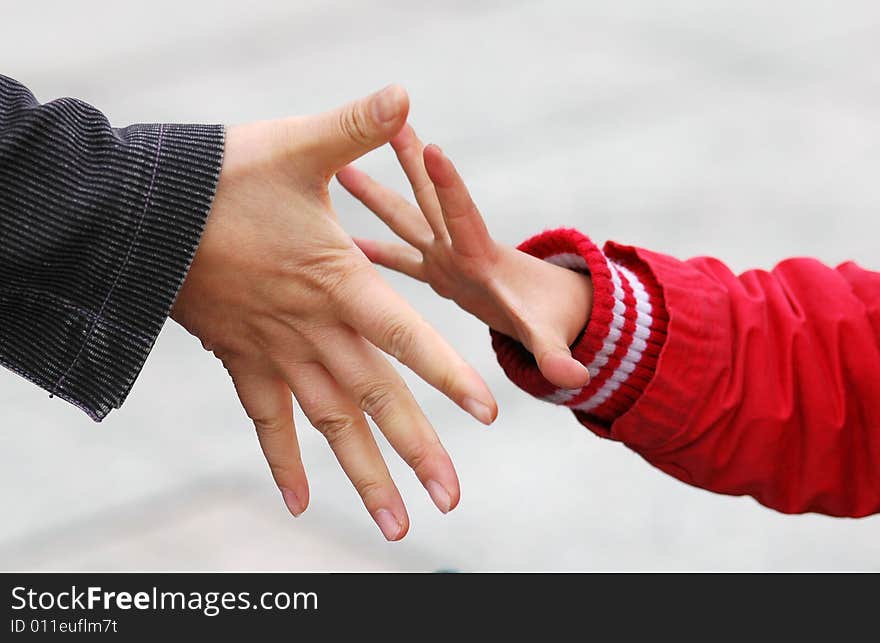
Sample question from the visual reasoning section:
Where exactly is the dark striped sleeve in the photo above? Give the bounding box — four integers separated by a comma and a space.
0, 74, 225, 420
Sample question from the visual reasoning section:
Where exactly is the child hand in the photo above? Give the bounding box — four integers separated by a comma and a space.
337, 125, 593, 390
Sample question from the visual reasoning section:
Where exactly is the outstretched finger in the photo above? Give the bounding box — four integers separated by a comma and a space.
315, 329, 461, 516
391, 124, 448, 241
354, 237, 425, 281
422, 144, 494, 260
335, 265, 497, 425
286, 361, 410, 541
228, 363, 309, 517
337, 164, 433, 250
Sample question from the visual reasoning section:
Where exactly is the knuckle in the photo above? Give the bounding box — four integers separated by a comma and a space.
357, 383, 397, 420
266, 459, 297, 483
381, 317, 417, 361
434, 368, 457, 397
338, 106, 371, 145
314, 413, 356, 443
404, 439, 437, 473
351, 475, 384, 503
413, 180, 436, 202
252, 416, 287, 438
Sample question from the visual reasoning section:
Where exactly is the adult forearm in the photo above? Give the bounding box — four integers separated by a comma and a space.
0, 74, 224, 419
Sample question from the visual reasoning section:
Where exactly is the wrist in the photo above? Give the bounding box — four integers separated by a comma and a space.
491, 228, 668, 430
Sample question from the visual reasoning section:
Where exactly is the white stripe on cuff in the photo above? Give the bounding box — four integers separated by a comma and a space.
571, 263, 652, 413
541, 252, 626, 406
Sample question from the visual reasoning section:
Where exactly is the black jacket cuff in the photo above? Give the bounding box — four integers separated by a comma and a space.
50, 123, 225, 419
0, 75, 224, 419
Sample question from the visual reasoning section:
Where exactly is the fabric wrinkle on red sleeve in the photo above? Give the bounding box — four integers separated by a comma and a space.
493, 230, 880, 517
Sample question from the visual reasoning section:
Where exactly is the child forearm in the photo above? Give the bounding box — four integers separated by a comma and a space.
494, 228, 880, 518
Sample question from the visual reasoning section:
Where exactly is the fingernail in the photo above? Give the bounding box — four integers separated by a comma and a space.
372, 85, 404, 123
462, 397, 494, 425
373, 508, 403, 541
425, 480, 452, 514
281, 487, 304, 517
580, 364, 591, 385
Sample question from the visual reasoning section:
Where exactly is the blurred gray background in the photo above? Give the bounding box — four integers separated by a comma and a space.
2, 0, 878, 571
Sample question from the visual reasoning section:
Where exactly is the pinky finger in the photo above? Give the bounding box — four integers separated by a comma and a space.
227, 364, 309, 517
354, 237, 426, 281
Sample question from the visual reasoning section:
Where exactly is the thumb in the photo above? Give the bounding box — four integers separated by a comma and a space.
524, 331, 591, 391
297, 84, 409, 176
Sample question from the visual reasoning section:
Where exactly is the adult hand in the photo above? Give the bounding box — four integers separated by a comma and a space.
171, 86, 497, 541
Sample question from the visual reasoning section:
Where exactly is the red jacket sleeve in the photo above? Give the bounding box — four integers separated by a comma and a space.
491, 228, 880, 517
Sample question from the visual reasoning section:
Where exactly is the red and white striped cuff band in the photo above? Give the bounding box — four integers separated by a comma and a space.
491, 228, 667, 428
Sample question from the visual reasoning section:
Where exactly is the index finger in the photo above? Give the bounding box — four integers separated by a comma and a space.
335, 264, 497, 425
391, 124, 448, 241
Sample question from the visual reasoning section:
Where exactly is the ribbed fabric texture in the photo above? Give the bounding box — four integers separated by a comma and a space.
0, 74, 224, 420
491, 228, 668, 433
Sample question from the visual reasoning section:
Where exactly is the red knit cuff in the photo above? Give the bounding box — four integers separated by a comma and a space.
490, 228, 668, 433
